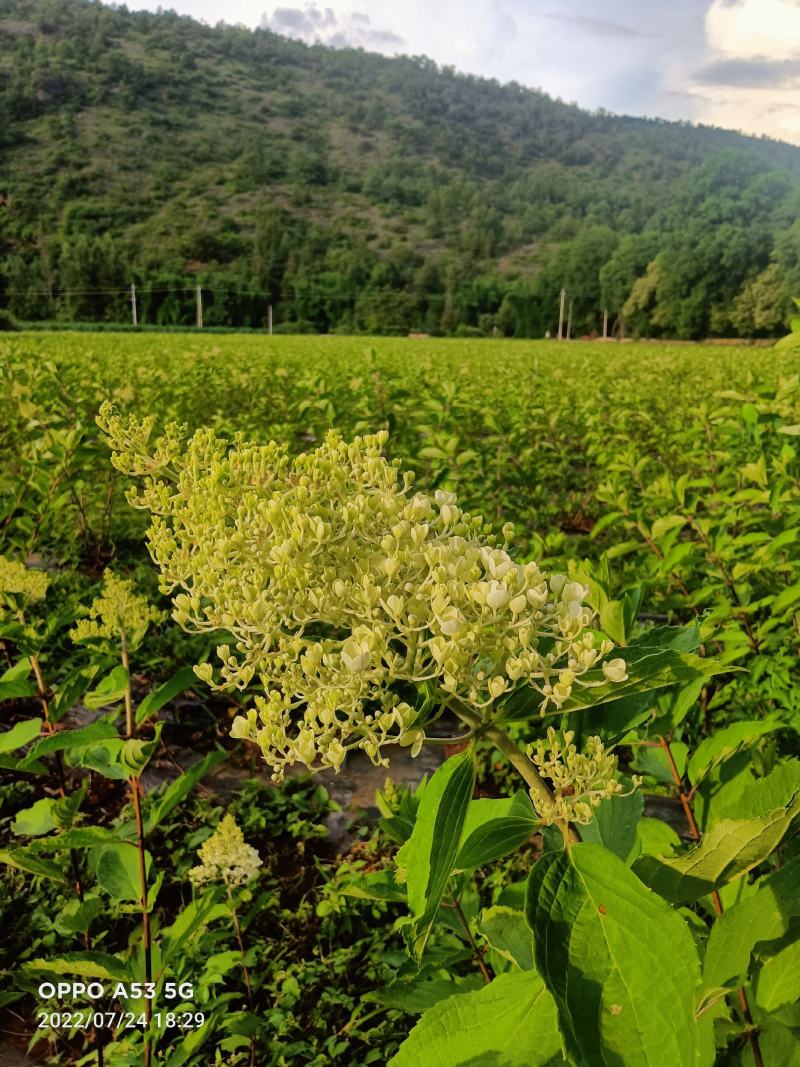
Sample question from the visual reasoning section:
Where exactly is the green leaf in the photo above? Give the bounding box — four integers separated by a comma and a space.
636, 818, 682, 858
48, 665, 99, 724
83, 665, 130, 710
709, 760, 800, 824
372, 975, 484, 1014
144, 749, 226, 833
36, 826, 129, 850
634, 792, 800, 904
396, 749, 476, 959
631, 742, 688, 784
499, 641, 723, 725
136, 666, 198, 725
687, 717, 782, 787
119, 723, 162, 778
64, 737, 127, 779
54, 897, 104, 936
0, 717, 42, 753
388, 971, 565, 1066
11, 797, 57, 836
338, 869, 407, 903
773, 582, 800, 614
0, 845, 65, 881
526, 844, 702, 1067
95, 843, 151, 901
24, 952, 131, 982
161, 893, 230, 966
0, 658, 35, 701
753, 938, 800, 1013
704, 856, 800, 989
580, 786, 644, 861
477, 906, 535, 970
20, 716, 118, 767
651, 514, 687, 540
630, 622, 702, 653
455, 792, 537, 871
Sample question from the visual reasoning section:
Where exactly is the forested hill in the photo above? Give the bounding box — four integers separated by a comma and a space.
1, 0, 799, 337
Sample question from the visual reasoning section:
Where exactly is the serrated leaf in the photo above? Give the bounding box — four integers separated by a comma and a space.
396, 749, 476, 959
24, 952, 131, 982
54, 897, 104, 936
526, 844, 702, 1066
634, 792, 800, 904
64, 737, 127, 779
21, 716, 118, 767
0, 845, 65, 882
161, 894, 230, 966
636, 818, 682, 858
388, 971, 565, 1066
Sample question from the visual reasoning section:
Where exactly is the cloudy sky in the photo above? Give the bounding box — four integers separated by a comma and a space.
133, 0, 800, 144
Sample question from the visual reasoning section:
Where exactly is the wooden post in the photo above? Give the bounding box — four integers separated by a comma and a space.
557, 288, 565, 340
602, 308, 608, 339
196, 285, 203, 329
268, 303, 273, 335
130, 282, 137, 327
566, 299, 573, 340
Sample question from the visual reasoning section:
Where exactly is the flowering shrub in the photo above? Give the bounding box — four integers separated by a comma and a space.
98, 404, 628, 792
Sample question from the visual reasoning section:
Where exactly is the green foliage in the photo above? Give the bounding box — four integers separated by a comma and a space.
4, 333, 800, 1064
1, 3, 799, 337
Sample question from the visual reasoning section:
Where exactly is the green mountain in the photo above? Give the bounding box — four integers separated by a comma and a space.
1, 0, 799, 337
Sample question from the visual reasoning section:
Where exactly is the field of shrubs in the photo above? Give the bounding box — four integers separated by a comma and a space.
1, 330, 800, 1066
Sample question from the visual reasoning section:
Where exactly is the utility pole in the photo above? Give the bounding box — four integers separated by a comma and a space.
267, 303, 273, 335
557, 288, 565, 340
566, 299, 573, 340
196, 285, 203, 329
130, 282, 137, 327
602, 308, 608, 340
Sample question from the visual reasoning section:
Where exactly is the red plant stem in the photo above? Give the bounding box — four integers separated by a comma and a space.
659, 736, 763, 1067
131, 777, 152, 1067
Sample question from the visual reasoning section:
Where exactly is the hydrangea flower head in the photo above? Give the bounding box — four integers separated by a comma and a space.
70, 569, 164, 651
0, 556, 50, 605
188, 814, 262, 887
98, 404, 628, 780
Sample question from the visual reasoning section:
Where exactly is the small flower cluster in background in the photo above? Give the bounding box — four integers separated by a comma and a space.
189, 814, 263, 888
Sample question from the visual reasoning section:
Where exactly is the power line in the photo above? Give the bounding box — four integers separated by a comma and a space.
0, 285, 266, 297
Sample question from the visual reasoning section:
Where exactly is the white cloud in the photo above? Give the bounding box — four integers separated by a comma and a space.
686, 0, 800, 144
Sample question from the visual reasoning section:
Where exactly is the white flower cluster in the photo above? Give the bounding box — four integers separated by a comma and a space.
97, 405, 628, 780
528, 727, 640, 826
188, 814, 262, 888
0, 556, 50, 604
70, 569, 164, 652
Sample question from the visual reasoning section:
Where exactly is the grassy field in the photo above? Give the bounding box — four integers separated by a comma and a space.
2, 331, 800, 1065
